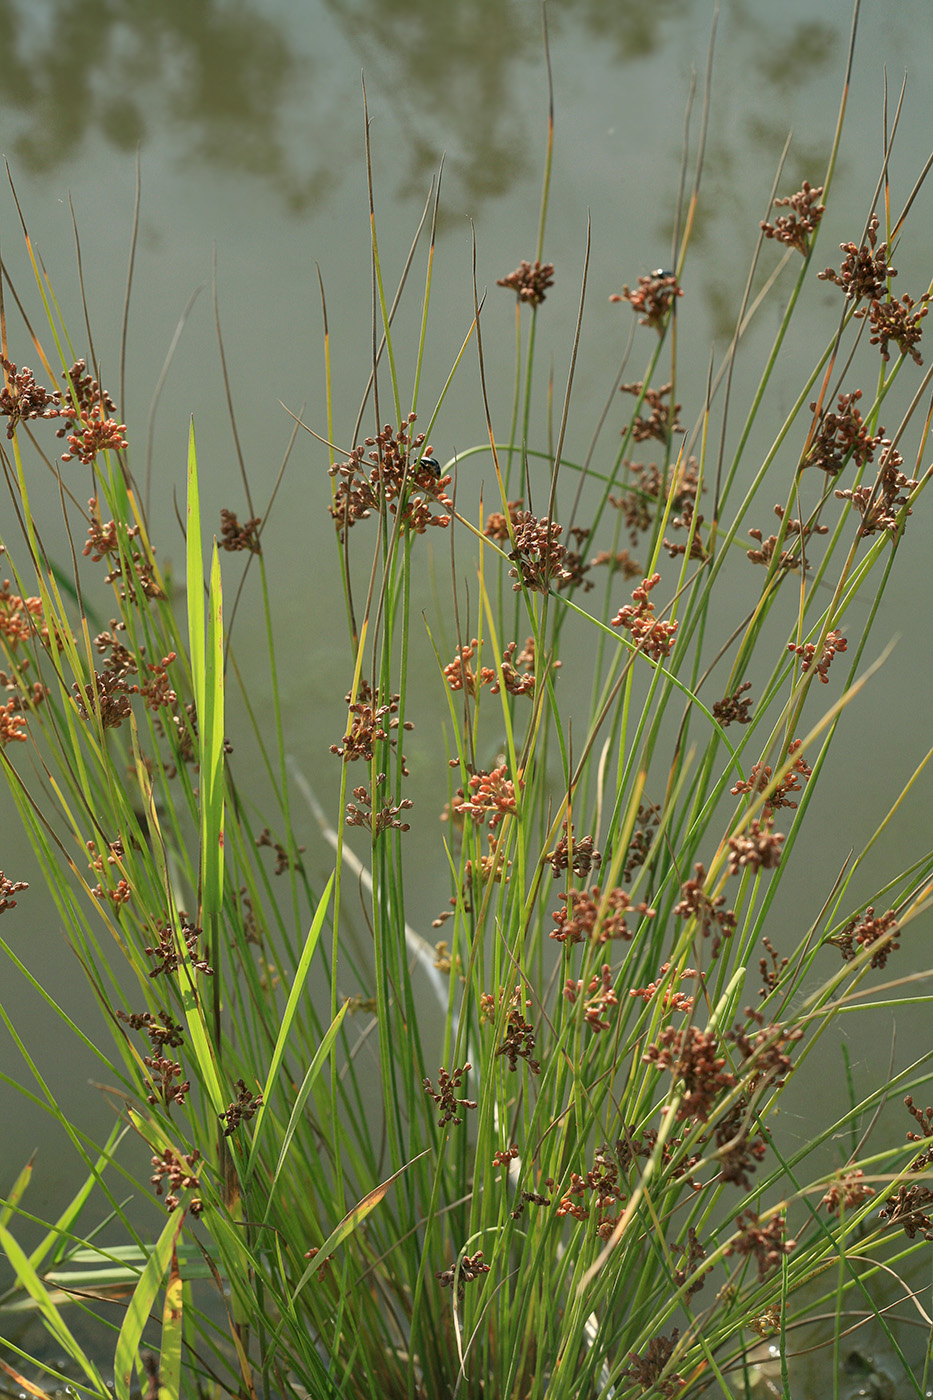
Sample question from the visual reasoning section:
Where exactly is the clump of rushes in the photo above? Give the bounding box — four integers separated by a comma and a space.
3, 27, 933, 1400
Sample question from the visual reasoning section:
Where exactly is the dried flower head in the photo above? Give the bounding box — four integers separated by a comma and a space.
726, 1209, 795, 1280
787, 628, 847, 683
731, 739, 811, 820
610, 269, 683, 329
623, 1329, 685, 1397
220, 509, 262, 553
551, 885, 655, 946
620, 381, 683, 444
827, 905, 900, 969
727, 818, 784, 875
760, 182, 825, 255
822, 1170, 875, 1216
817, 214, 896, 303
712, 682, 753, 728
57, 360, 126, 464
507, 512, 572, 593
0, 871, 28, 914
868, 291, 930, 364
675, 868, 734, 957
454, 765, 522, 830
435, 1250, 490, 1300
643, 1024, 736, 1123
423, 1064, 477, 1127
329, 417, 451, 539
150, 1147, 203, 1217
563, 964, 618, 1033
611, 573, 678, 662
834, 443, 918, 539
0, 357, 62, 437
497, 259, 555, 307
801, 391, 881, 476
544, 819, 602, 880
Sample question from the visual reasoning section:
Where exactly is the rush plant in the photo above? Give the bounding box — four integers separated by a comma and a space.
2, 9, 933, 1399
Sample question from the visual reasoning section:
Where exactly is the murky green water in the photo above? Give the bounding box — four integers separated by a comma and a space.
2, 1, 933, 1391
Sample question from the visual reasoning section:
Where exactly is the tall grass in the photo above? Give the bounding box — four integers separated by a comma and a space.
3, 12, 933, 1399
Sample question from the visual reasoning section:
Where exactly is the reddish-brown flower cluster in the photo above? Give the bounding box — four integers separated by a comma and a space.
610, 270, 682, 329
144, 1053, 190, 1108
73, 666, 137, 730
556, 525, 594, 592
563, 964, 618, 1033
801, 391, 881, 477
731, 739, 811, 820
663, 501, 708, 563
818, 214, 896, 304
442, 637, 537, 699
868, 291, 930, 364
758, 936, 789, 996
712, 682, 754, 728
643, 1025, 736, 1123
620, 382, 683, 444
507, 512, 572, 593
591, 548, 642, 579
0, 357, 62, 438
144, 915, 213, 979
611, 573, 678, 662
256, 827, 304, 874
57, 360, 126, 465
628, 963, 697, 1014
219, 508, 262, 553
612, 458, 700, 548
822, 1170, 875, 1216
615, 1124, 702, 1191
331, 682, 412, 770
0, 580, 47, 648
435, 1250, 490, 1300
138, 653, 178, 710
746, 502, 829, 570
760, 182, 825, 255
544, 819, 602, 880
83, 497, 164, 602
728, 1011, 802, 1093
493, 988, 541, 1075
670, 1227, 710, 1298
150, 1147, 203, 1217
302, 1246, 336, 1281
483, 498, 524, 542
0, 700, 28, 746
828, 905, 900, 969
726, 1209, 794, 1280
497, 259, 555, 307
345, 784, 413, 836
550, 885, 655, 945
879, 1182, 933, 1241
88, 840, 130, 906
623, 1330, 685, 1398
423, 1063, 477, 1127
117, 1007, 185, 1049
454, 765, 522, 830
726, 819, 784, 875
555, 1145, 627, 1235
713, 1100, 767, 1189
835, 442, 918, 539
328, 416, 451, 539
0, 871, 28, 914
788, 628, 847, 683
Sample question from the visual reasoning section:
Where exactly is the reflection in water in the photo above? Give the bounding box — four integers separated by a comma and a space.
0, 0, 332, 210
0, 0, 843, 219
